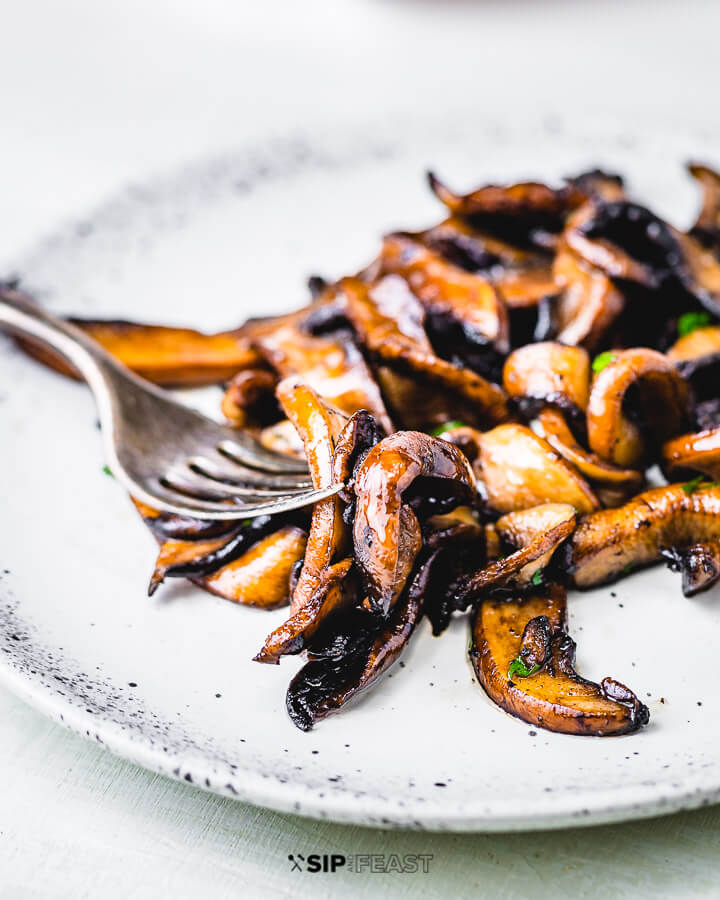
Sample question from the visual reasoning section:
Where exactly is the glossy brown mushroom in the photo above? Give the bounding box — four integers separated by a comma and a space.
244, 305, 393, 432
197, 526, 308, 607
470, 585, 649, 735
377, 233, 510, 354
667, 325, 720, 364
564, 483, 720, 589
455, 503, 576, 600
688, 162, 720, 247
661, 542, 720, 598
18, 314, 264, 386
586, 348, 692, 467
662, 428, 720, 481
255, 408, 380, 664
285, 552, 431, 730
503, 342, 644, 500
473, 424, 599, 514
352, 430, 476, 613
221, 368, 278, 427
339, 275, 510, 429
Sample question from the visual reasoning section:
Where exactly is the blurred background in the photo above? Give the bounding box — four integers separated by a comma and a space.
2, 0, 719, 260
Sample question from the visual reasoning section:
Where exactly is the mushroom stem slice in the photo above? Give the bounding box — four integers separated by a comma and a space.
475, 424, 599, 514
352, 431, 476, 613
661, 543, 720, 597
469, 585, 649, 735
285, 550, 431, 730
17, 316, 265, 386
586, 348, 693, 467
455, 503, 576, 604
565, 483, 720, 590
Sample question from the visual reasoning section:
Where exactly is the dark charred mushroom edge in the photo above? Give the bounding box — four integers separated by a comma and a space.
13, 161, 720, 735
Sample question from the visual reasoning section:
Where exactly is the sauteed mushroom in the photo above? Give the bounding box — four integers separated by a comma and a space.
564, 483, 720, 591
470, 585, 649, 735
472, 423, 599, 514
352, 430, 476, 613
22, 162, 720, 735
503, 342, 643, 500
586, 348, 692, 467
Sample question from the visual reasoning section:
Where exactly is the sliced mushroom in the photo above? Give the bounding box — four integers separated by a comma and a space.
131, 497, 238, 542
377, 233, 510, 358
14, 310, 264, 386
339, 275, 509, 428
428, 172, 583, 245
662, 427, 720, 481
552, 246, 626, 349
470, 584, 649, 735
667, 324, 720, 365
688, 163, 720, 249
503, 342, 644, 500
454, 503, 576, 602
503, 341, 591, 420
473, 424, 599, 514
586, 348, 692, 466
255, 407, 382, 664
147, 515, 278, 595
276, 379, 350, 615
286, 548, 431, 730
352, 430, 476, 613
221, 368, 278, 427
254, 557, 357, 662
239, 299, 393, 432
567, 201, 720, 318
564, 483, 720, 590
661, 542, 720, 597
197, 526, 308, 607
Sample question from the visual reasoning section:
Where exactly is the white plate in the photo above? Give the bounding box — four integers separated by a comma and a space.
2, 118, 720, 831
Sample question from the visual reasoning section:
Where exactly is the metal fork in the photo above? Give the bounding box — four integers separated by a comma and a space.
0, 286, 343, 519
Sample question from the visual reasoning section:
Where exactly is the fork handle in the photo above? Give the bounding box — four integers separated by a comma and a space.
0, 284, 116, 393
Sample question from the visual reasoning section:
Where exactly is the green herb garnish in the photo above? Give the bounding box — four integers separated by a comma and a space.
102, 465, 114, 478
531, 569, 544, 587
681, 475, 720, 494
682, 474, 706, 495
678, 311, 712, 338
592, 351, 617, 374
431, 420, 467, 437
507, 657, 540, 681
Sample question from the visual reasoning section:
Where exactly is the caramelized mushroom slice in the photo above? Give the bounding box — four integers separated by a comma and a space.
474, 424, 599, 514
503, 341, 590, 419
255, 407, 381, 663
15, 309, 264, 386
661, 542, 720, 597
428, 172, 583, 244
197, 526, 308, 607
564, 483, 720, 590
286, 548, 432, 730
503, 343, 643, 499
470, 585, 649, 735
552, 247, 626, 349
147, 515, 279, 595
221, 369, 279, 427
688, 163, 720, 249
662, 428, 720, 481
254, 557, 357, 661
667, 324, 720, 365
352, 430, 476, 613
340, 275, 509, 428
131, 498, 238, 542
377, 233, 509, 357
586, 348, 692, 467
455, 503, 576, 602
276, 379, 349, 615
567, 201, 720, 318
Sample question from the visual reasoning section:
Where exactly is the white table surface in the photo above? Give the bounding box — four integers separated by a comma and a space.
2, 1, 720, 896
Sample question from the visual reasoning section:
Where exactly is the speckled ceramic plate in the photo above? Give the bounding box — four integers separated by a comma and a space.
2, 118, 720, 831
